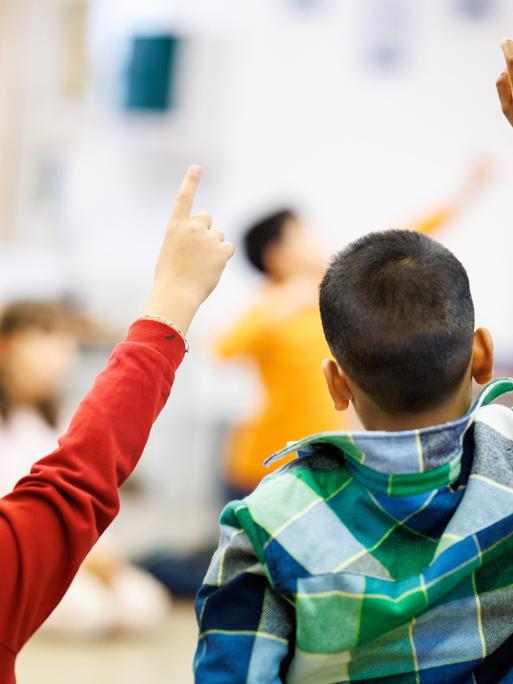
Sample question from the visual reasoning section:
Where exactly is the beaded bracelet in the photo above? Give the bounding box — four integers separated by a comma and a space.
138, 314, 190, 353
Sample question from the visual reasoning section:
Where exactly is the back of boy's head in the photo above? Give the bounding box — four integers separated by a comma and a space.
319, 230, 475, 414
243, 209, 296, 274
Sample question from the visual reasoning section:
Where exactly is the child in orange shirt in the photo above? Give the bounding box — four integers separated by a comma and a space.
217, 210, 346, 497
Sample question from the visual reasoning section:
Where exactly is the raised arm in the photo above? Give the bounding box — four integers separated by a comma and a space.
0, 166, 234, 677
410, 160, 491, 236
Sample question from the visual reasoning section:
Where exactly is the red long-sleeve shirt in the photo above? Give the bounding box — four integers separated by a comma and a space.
0, 319, 185, 682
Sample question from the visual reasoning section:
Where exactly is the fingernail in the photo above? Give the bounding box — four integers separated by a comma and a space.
189, 164, 202, 177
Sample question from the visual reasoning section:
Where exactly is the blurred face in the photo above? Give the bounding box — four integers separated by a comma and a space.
266, 216, 328, 280
0, 328, 78, 406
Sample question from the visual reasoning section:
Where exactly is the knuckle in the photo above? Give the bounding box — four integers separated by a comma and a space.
187, 222, 202, 234
200, 212, 213, 227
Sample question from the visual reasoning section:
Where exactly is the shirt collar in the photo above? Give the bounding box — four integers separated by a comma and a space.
264, 378, 513, 495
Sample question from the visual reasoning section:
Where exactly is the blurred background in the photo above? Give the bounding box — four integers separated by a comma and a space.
1, 0, 512, 682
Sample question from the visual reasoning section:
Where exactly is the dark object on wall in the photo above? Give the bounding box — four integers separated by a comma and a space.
125, 34, 180, 112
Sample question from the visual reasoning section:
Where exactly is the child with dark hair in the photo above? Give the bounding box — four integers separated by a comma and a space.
319, 230, 480, 421
0, 300, 75, 432
243, 209, 298, 273
217, 208, 344, 498
195, 41, 513, 684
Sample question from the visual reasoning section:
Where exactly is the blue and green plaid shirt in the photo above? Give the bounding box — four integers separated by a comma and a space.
195, 378, 513, 683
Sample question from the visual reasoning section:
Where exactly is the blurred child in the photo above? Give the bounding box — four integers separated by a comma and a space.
0, 301, 170, 638
218, 163, 489, 497
194, 42, 513, 683
217, 209, 346, 497
0, 302, 77, 486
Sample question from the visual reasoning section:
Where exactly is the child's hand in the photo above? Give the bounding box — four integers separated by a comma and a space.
144, 165, 234, 333
497, 39, 513, 127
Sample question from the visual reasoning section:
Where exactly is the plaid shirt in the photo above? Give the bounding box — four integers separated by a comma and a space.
195, 378, 513, 683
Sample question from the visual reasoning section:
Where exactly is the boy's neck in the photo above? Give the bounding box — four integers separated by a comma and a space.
356, 385, 473, 432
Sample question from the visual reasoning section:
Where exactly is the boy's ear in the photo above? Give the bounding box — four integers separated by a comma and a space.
472, 328, 494, 385
322, 358, 353, 411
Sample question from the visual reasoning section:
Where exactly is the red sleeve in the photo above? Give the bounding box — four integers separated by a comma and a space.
0, 319, 185, 659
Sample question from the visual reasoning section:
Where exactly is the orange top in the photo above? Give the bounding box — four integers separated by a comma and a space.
217, 305, 347, 491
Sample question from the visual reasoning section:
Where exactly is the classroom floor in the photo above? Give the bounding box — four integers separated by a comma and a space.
17, 600, 198, 684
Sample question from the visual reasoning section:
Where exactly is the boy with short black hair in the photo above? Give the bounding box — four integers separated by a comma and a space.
194, 41, 513, 683
319, 229, 485, 424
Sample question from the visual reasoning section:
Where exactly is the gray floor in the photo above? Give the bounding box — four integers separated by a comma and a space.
17, 601, 198, 684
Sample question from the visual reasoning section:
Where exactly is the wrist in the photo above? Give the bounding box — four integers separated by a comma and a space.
143, 284, 203, 334
138, 314, 190, 352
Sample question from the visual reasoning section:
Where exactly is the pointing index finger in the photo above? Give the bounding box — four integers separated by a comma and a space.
171, 165, 202, 221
